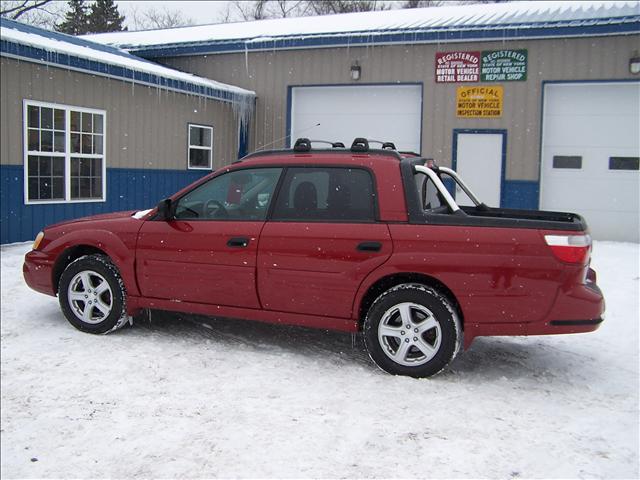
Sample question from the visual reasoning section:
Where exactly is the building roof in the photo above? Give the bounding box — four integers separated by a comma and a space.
0, 18, 255, 103
83, 1, 640, 57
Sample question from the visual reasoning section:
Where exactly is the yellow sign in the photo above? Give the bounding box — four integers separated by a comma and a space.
456, 86, 503, 118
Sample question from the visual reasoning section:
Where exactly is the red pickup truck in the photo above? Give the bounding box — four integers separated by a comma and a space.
24, 138, 604, 377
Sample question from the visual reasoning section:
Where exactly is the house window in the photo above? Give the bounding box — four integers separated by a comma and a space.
24, 100, 105, 204
188, 124, 213, 170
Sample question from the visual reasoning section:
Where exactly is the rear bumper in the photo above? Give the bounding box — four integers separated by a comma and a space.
464, 279, 605, 349
549, 318, 604, 327
23, 250, 56, 296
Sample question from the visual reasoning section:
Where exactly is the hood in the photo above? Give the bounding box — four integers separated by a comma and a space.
46, 210, 138, 230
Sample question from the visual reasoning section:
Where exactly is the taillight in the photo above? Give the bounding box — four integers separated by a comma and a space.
544, 234, 591, 264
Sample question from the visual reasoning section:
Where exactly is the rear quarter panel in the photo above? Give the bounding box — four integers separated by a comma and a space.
358, 224, 582, 326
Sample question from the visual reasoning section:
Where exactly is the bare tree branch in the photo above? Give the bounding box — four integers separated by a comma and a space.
0, 1, 30, 16
1, 0, 54, 19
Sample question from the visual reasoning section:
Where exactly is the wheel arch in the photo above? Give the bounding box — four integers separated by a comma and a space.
52, 245, 109, 294
357, 272, 464, 330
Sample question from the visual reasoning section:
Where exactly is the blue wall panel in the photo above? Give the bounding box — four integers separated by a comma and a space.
502, 180, 539, 210
1, 165, 542, 244
0, 165, 208, 244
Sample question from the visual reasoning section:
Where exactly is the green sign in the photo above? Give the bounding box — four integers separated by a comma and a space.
481, 49, 527, 82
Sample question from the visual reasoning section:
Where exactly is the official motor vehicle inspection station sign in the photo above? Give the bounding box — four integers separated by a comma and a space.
481, 49, 528, 81
435, 51, 480, 83
456, 86, 504, 118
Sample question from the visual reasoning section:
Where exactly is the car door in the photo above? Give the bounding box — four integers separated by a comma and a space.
136, 167, 282, 308
257, 166, 392, 319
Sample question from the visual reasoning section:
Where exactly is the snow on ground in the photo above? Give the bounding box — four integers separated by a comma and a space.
1, 241, 638, 479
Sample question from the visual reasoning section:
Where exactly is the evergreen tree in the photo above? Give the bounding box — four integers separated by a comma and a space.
55, 0, 91, 35
88, 0, 126, 33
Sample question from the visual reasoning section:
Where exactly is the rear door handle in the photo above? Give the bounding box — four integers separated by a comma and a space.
227, 237, 250, 248
357, 241, 382, 252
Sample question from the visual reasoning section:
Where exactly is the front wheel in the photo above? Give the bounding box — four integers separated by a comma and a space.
363, 284, 462, 378
58, 254, 129, 334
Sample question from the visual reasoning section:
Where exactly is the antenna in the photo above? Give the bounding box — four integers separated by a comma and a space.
253, 123, 321, 152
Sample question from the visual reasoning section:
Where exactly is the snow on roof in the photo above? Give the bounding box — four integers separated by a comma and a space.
84, 1, 640, 56
0, 18, 255, 102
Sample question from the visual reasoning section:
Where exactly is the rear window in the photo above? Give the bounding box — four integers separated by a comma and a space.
415, 172, 445, 211
271, 167, 376, 222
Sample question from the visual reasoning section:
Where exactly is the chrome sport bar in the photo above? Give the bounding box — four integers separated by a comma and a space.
414, 165, 460, 213
438, 166, 483, 207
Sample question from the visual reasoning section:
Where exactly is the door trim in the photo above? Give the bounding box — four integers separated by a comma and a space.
452, 128, 508, 207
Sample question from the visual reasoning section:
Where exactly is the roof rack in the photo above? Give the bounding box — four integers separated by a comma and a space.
288, 137, 403, 155
308, 139, 345, 148
368, 139, 397, 150
350, 137, 369, 152
293, 138, 312, 152
293, 138, 345, 151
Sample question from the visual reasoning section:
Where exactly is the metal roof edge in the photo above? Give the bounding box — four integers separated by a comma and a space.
124, 17, 640, 58
0, 39, 255, 103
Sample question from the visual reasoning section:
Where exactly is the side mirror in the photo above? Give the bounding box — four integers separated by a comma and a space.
156, 198, 173, 220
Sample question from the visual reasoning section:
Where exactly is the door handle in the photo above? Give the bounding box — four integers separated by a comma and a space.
357, 241, 382, 252
227, 237, 250, 248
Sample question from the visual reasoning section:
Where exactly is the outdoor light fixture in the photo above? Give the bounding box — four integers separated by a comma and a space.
630, 54, 640, 74
350, 62, 361, 81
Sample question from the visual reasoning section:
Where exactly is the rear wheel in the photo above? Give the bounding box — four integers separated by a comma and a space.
364, 283, 461, 377
58, 254, 129, 334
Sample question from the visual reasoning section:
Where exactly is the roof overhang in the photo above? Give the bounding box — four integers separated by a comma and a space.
0, 18, 255, 105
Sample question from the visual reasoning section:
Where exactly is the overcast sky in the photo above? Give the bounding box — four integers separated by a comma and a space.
114, 1, 407, 29
116, 1, 235, 27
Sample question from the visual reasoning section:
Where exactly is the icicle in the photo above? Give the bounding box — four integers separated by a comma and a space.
244, 42, 250, 77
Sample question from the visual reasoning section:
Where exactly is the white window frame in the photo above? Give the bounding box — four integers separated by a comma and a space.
23, 99, 106, 205
188, 123, 213, 170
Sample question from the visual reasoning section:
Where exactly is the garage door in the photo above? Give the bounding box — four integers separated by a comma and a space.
289, 84, 422, 152
541, 82, 640, 242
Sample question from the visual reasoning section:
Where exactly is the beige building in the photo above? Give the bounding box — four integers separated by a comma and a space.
2, 2, 639, 242
0, 18, 254, 243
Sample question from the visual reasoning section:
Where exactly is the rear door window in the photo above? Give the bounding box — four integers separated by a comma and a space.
271, 167, 376, 222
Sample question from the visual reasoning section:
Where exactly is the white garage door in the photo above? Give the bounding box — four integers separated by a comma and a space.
290, 85, 422, 152
541, 82, 640, 242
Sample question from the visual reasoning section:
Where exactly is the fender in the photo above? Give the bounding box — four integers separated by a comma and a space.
47, 228, 141, 297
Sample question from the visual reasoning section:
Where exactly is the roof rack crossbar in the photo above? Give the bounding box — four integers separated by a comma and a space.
308, 139, 346, 148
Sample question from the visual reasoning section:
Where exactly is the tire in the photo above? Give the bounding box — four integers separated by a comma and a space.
58, 254, 129, 334
363, 283, 462, 378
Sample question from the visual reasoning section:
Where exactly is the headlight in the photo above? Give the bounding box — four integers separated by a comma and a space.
32, 231, 45, 250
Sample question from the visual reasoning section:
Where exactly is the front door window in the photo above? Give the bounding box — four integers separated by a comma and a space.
175, 168, 282, 221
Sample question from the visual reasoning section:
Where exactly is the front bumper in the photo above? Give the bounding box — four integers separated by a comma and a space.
23, 250, 56, 296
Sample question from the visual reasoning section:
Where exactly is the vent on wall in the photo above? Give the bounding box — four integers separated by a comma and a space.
609, 157, 639, 171
553, 155, 582, 169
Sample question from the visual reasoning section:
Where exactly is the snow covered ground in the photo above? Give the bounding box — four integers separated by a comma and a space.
1, 241, 638, 479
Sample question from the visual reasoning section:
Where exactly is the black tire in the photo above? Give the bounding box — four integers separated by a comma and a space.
58, 254, 129, 334
363, 283, 462, 378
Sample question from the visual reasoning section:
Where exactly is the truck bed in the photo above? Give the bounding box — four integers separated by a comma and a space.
418, 206, 587, 231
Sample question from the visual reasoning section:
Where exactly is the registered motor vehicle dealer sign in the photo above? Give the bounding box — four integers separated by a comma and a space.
435, 51, 480, 83
481, 49, 528, 81
456, 86, 504, 118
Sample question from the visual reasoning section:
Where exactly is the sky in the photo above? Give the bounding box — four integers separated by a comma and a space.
114, 1, 408, 29
116, 1, 234, 27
